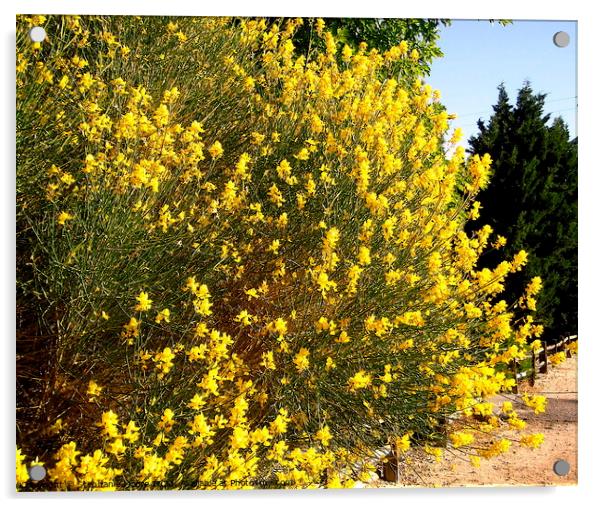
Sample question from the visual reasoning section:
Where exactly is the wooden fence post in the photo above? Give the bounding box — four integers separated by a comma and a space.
530, 350, 536, 386
542, 345, 548, 373
383, 439, 400, 483
564, 334, 573, 358
511, 359, 519, 394
561, 335, 567, 355
394, 440, 400, 483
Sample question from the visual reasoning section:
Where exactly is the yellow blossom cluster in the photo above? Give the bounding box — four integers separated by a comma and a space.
16, 15, 548, 491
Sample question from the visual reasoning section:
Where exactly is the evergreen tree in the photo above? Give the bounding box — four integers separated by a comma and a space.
468, 83, 577, 341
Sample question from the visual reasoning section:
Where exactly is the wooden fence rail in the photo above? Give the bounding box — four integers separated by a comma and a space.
380, 334, 577, 482
511, 334, 577, 392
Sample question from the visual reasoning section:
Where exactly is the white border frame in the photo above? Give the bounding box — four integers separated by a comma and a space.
4, 1, 600, 505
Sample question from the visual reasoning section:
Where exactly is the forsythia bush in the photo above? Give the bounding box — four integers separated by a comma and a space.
17, 15, 547, 491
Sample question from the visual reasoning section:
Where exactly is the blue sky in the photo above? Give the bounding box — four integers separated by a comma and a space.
427, 19, 577, 150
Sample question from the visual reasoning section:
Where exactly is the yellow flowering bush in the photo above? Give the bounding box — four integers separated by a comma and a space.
17, 15, 546, 491
549, 351, 567, 366
566, 340, 578, 355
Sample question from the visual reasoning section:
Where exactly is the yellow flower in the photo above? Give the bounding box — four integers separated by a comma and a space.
520, 433, 545, 449
293, 347, 310, 372
188, 393, 206, 410
424, 444, 443, 462
450, 431, 474, 448
316, 426, 332, 446
342, 44, 353, 62
154, 308, 170, 323
293, 147, 310, 161
153, 347, 176, 377
382, 217, 397, 241
208, 141, 224, 159
276, 159, 292, 180
269, 409, 290, 435
549, 351, 566, 366
134, 291, 153, 312
98, 410, 120, 438
251, 132, 265, 145
162, 87, 180, 104
323, 227, 340, 251
16, 448, 29, 487
450, 127, 464, 145
511, 250, 529, 272
276, 212, 288, 229
268, 184, 285, 207
464, 302, 482, 319
526, 276, 543, 296
348, 370, 372, 391
260, 351, 276, 370
235, 310, 254, 326
48, 418, 64, 435
58, 75, 70, 89
268, 239, 280, 254
470, 455, 481, 468
315, 18, 326, 35
380, 364, 393, 383
87, 380, 102, 400
336, 331, 350, 344
250, 427, 272, 446
522, 394, 547, 414
358, 246, 371, 266
230, 426, 250, 450
268, 318, 288, 337
235, 152, 251, 180
245, 288, 259, 300
315, 271, 337, 298
107, 438, 126, 457
122, 317, 140, 344
57, 211, 74, 225
493, 235, 507, 249
158, 408, 175, 433
189, 413, 215, 445
123, 421, 140, 443
395, 433, 412, 452
153, 104, 170, 127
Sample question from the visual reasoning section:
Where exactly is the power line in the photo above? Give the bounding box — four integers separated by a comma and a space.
452, 96, 577, 119
453, 106, 577, 129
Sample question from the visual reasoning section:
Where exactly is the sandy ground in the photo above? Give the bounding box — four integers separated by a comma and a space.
370, 355, 578, 488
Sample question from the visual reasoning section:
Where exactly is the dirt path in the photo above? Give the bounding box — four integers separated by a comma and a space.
372, 355, 578, 487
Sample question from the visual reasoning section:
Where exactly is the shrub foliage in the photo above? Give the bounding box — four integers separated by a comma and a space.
17, 15, 546, 490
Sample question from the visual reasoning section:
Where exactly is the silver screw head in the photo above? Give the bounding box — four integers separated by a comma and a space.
553, 31, 570, 48
29, 26, 47, 43
553, 459, 570, 476
28, 465, 46, 482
